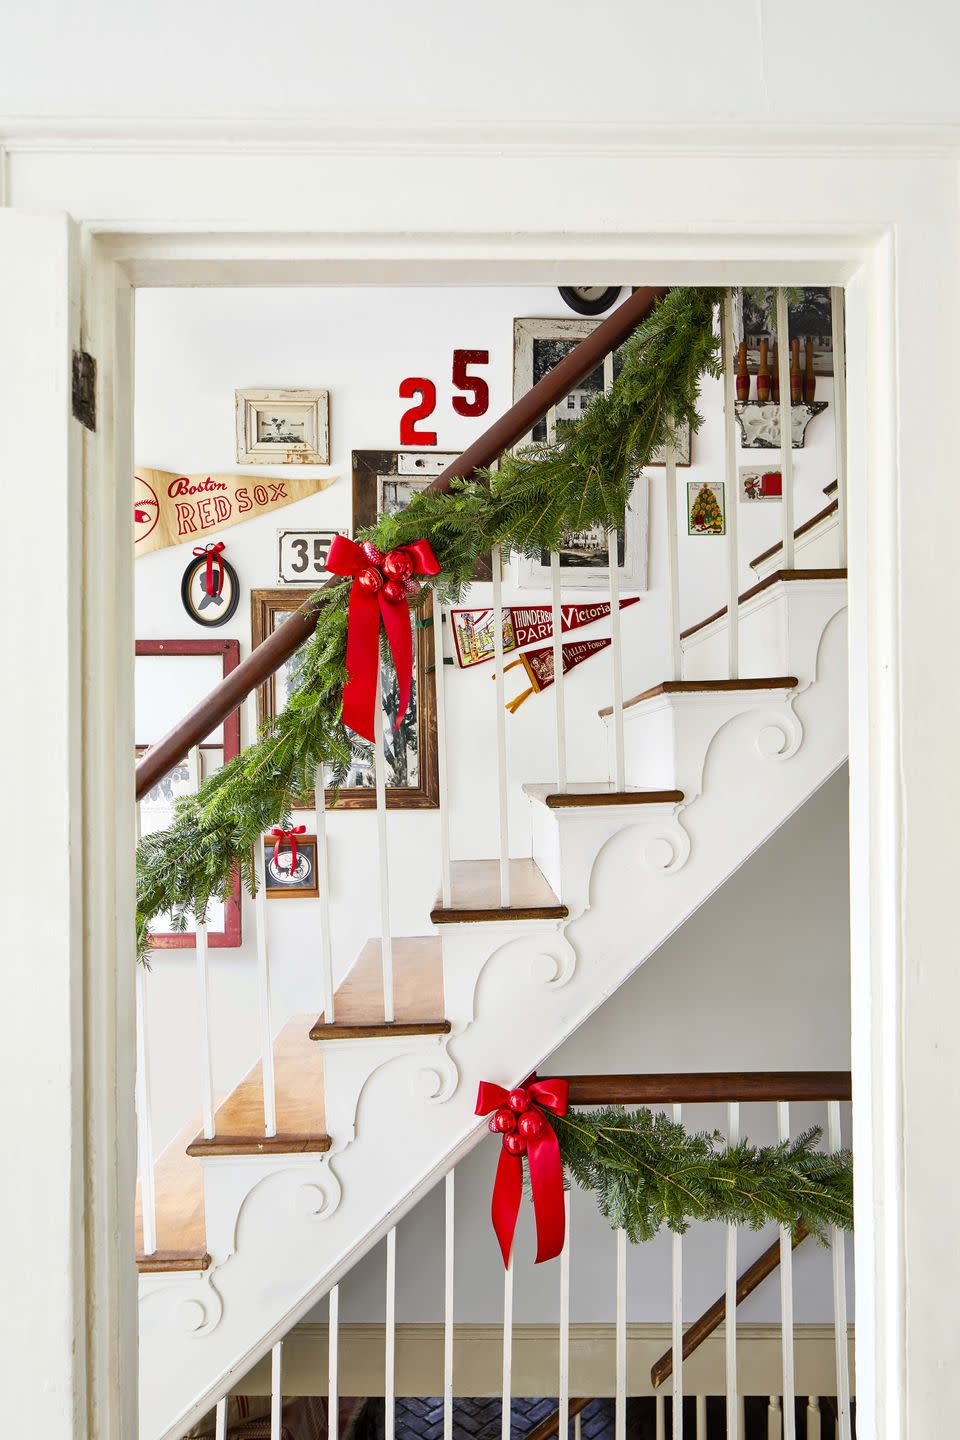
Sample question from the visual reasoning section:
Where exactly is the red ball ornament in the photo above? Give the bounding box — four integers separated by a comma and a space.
357, 567, 384, 594
492, 1107, 516, 1134
383, 548, 413, 581
517, 1109, 545, 1140
402, 578, 422, 599
503, 1132, 527, 1157
382, 578, 406, 604
507, 1087, 530, 1114
361, 541, 385, 566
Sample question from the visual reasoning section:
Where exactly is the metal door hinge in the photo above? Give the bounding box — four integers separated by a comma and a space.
72, 349, 97, 431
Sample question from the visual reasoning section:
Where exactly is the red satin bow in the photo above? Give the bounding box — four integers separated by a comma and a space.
271, 824, 306, 875
325, 535, 441, 743
193, 541, 226, 597
475, 1072, 569, 1267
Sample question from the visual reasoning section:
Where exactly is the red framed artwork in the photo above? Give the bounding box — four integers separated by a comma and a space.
135, 638, 242, 949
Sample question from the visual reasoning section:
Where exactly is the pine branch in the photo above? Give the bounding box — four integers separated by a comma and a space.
550, 1107, 853, 1244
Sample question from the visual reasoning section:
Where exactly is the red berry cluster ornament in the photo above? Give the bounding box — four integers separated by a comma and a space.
357, 541, 421, 603
488, 1086, 547, 1157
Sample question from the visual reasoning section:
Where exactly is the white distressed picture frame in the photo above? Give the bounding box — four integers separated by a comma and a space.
235, 387, 330, 465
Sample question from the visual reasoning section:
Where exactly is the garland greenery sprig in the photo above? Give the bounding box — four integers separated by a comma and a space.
551, 1107, 853, 1243
135, 286, 722, 961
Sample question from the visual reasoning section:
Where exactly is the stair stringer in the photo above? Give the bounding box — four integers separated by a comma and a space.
141, 603, 847, 1440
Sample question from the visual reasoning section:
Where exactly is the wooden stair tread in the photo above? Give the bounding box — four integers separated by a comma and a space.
600, 676, 799, 718
310, 937, 449, 1039
136, 1116, 207, 1272
522, 782, 683, 808
750, 497, 839, 570
680, 567, 848, 643
187, 1015, 329, 1157
431, 859, 567, 924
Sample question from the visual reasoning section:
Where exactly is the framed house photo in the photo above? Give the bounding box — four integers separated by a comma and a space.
734, 287, 834, 376
251, 586, 439, 811
512, 317, 660, 591
235, 387, 330, 465
135, 638, 242, 948
352, 448, 492, 582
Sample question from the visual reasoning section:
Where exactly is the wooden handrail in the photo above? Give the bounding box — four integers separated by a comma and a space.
564, 1072, 852, 1104
650, 1225, 809, 1388
135, 285, 668, 800
526, 1397, 593, 1440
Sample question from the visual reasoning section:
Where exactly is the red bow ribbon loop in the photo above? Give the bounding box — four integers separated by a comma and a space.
193, 541, 226, 597
325, 534, 441, 743
271, 824, 306, 875
475, 1072, 569, 1267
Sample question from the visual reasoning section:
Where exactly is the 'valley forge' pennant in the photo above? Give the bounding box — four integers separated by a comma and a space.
450, 598, 639, 669
134, 467, 338, 558
499, 637, 611, 712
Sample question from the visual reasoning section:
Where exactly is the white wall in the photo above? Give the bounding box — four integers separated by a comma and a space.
4, 0, 960, 126
314, 767, 851, 1325
134, 284, 839, 1153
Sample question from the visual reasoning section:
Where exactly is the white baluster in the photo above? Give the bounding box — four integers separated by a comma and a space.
827, 1101, 852, 1440
214, 1397, 227, 1440
270, 1342, 282, 1440
806, 1397, 821, 1440
253, 824, 277, 1137
314, 763, 335, 1022
546, 404, 567, 796
696, 1396, 707, 1439
502, 1249, 513, 1440
444, 1171, 455, 1440
373, 665, 394, 1022
134, 959, 157, 1256
721, 291, 740, 678
574, 1413, 583, 1440
777, 1102, 796, 1440
775, 290, 796, 568
491, 544, 511, 906
664, 443, 682, 681
328, 1284, 340, 1440
607, 525, 626, 789
672, 1103, 683, 1440
385, 1227, 396, 1440
767, 1396, 782, 1440
188, 746, 216, 1140
615, 1227, 627, 1440
432, 590, 453, 908
831, 287, 848, 566
559, 1190, 571, 1440
656, 1395, 666, 1440
725, 1102, 741, 1440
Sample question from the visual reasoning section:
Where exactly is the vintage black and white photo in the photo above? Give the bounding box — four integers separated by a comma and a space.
235, 387, 330, 464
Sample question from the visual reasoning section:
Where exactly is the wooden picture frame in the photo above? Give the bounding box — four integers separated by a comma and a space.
235, 387, 330, 465
135, 638, 242, 949
261, 833, 320, 899
251, 588, 439, 811
352, 448, 492, 582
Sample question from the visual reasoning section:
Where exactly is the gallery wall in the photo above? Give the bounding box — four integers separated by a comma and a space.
134, 283, 842, 1170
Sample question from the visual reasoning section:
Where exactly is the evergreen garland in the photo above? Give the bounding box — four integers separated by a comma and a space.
136, 286, 722, 960
551, 1107, 853, 1243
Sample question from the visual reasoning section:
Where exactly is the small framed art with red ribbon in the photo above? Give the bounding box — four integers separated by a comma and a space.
180, 540, 240, 627
260, 829, 320, 898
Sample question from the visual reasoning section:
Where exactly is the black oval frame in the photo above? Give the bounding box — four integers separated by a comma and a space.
180, 551, 241, 628
557, 286, 623, 317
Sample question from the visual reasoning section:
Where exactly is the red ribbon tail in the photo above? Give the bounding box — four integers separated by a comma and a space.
491, 1146, 523, 1269
342, 583, 382, 742
380, 594, 414, 730
528, 1126, 566, 1264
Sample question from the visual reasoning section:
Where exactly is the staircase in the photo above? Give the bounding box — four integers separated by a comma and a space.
134, 290, 850, 1440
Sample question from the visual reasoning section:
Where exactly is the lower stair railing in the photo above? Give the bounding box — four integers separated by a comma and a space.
184, 1072, 853, 1440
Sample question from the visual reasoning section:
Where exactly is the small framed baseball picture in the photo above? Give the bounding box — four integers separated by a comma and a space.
739, 466, 783, 503
687, 480, 726, 537
261, 833, 320, 899
235, 388, 330, 465
277, 528, 345, 584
